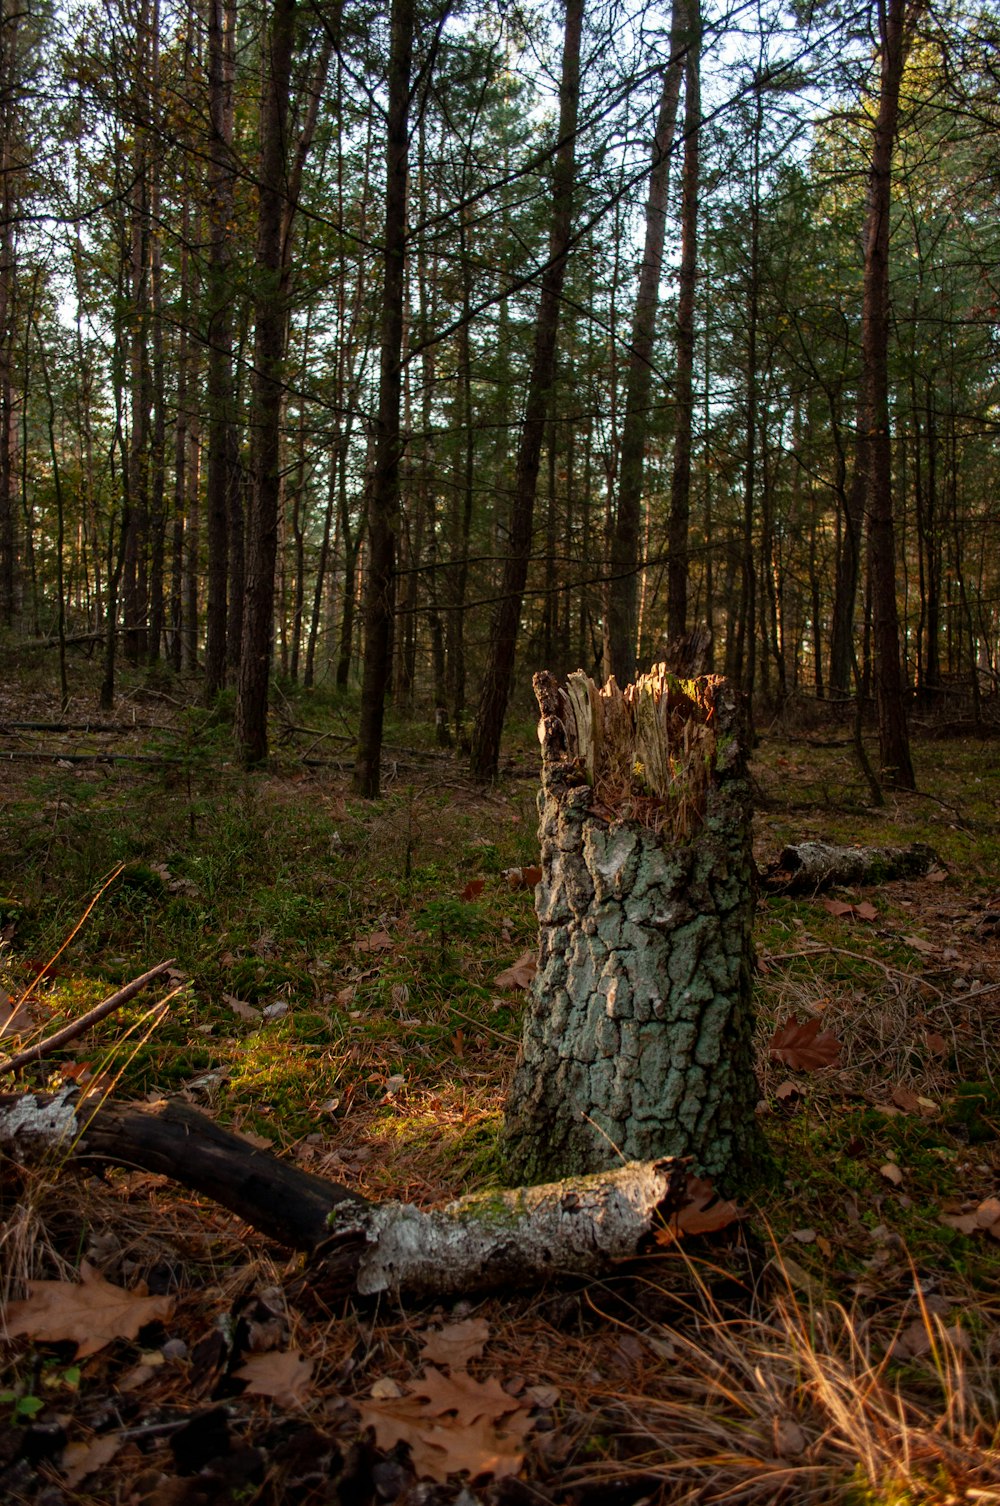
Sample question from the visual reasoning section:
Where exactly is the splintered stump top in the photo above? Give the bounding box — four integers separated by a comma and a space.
503, 666, 761, 1189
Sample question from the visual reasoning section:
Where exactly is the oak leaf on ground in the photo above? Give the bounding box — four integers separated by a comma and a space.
941, 1197, 1000, 1240
419, 1318, 491, 1370
3, 1261, 175, 1358
0, 988, 35, 1037
61, 1434, 123, 1487
357, 1366, 530, 1483
768, 1015, 841, 1071
654, 1175, 741, 1245
234, 1350, 314, 1405
494, 951, 537, 990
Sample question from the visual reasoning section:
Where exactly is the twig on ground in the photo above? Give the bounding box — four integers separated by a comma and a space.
0, 960, 175, 1077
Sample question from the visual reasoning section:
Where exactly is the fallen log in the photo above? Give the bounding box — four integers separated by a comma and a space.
763, 840, 941, 894
0, 1091, 364, 1252
0, 1090, 688, 1299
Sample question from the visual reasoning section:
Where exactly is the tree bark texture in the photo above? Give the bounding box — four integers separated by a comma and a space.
857, 0, 917, 788
469, 0, 583, 782
666, 7, 700, 648
353, 0, 414, 797
763, 839, 939, 894
235, 0, 297, 766
203, 0, 238, 700
604, 0, 686, 686
0, 1091, 687, 1301
504, 667, 759, 1188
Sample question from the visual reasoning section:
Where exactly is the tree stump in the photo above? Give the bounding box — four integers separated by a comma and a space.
503, 667, 760, 1188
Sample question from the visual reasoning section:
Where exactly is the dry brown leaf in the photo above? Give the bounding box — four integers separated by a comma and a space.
976, 1196, 1000, 1227
888, 1320, 932, 1360
234, 1350, 314, 1406
655, 1175, 741, 1245
355, 930, 395, 954
460, 879, 485, 902
940, 1211, 979, 1235
768, 1015, 841, 1072
494, 950, 537, 990
414, 1412, 531, 1482
946, 1197, 1000, 1240
357, 1374, 530, 1484
924, 1031, 948, 1056
903, 934, 936, 955
0, 989, 35, 1038
772, 1416, 807, 1458
775, 1080, 802, 1101
4, 1262, 175, 1358
61, 1434, 123, 1487
419, 1318, 491, 1370
892, 1085, 921, 1114
411, 1366, 521, 1426
821, 898, 854, 918
790, 1228, 816, 1243
879, 1162, 904, 1186
855, 900, 878, 921
224, 992, 262, 1023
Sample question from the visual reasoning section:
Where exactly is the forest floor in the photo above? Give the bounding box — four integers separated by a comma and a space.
1, 646, 999, 1506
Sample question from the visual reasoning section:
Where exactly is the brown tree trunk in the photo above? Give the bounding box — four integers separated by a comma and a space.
203, 0, 238, 699
234, 0, 297, 766
666, 5, 700, 649
470, 0, 583, 782
353, 0, 416, 796
858, 0, 917, 788
503, 667, 759, 1189
0, 0, 19, 628
605, 1, 686, 685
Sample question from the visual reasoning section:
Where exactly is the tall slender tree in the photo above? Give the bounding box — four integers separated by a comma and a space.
470, 0, 583, 781
604, 0, 686, 685
856, 0, 918, 787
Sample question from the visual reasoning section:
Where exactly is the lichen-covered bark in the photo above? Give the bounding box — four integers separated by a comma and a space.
503, 670, 760, 1189
765, 840, 939, 894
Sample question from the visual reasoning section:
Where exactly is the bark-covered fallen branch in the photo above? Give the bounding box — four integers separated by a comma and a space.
0, 961, 176, 1077
762, 840, 941, 894
0, 1090, 366, 1251
0, 1090, 688, 1299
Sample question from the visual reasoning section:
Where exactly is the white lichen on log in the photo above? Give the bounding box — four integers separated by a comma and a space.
325, 1157, 687, 1298
765, 840, 940, 894
0, 1086, 79, 1152
506, 667, 760, 1188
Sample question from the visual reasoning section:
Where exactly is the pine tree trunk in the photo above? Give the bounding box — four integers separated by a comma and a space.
604, 1, 686, 685
353, 0, 415, 797
858, 0, 916, 788
666, 5, 700, 648
470, 0, 583, 781
234, 0, 296, 767
503, 667, 759, 1189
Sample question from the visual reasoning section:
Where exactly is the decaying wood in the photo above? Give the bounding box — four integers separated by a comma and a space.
319, 1156, 688, 1299
763, 840, 941, 894
505, 667, 760, 1188
0, 1089, 366, 1252
0, 960, 176, 1076
0, 1090, 687, 1299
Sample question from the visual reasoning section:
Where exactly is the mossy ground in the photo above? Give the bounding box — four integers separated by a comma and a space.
1, 648, 998, 1503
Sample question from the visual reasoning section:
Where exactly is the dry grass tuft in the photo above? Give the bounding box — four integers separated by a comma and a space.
561, 1253, 1000, 1504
